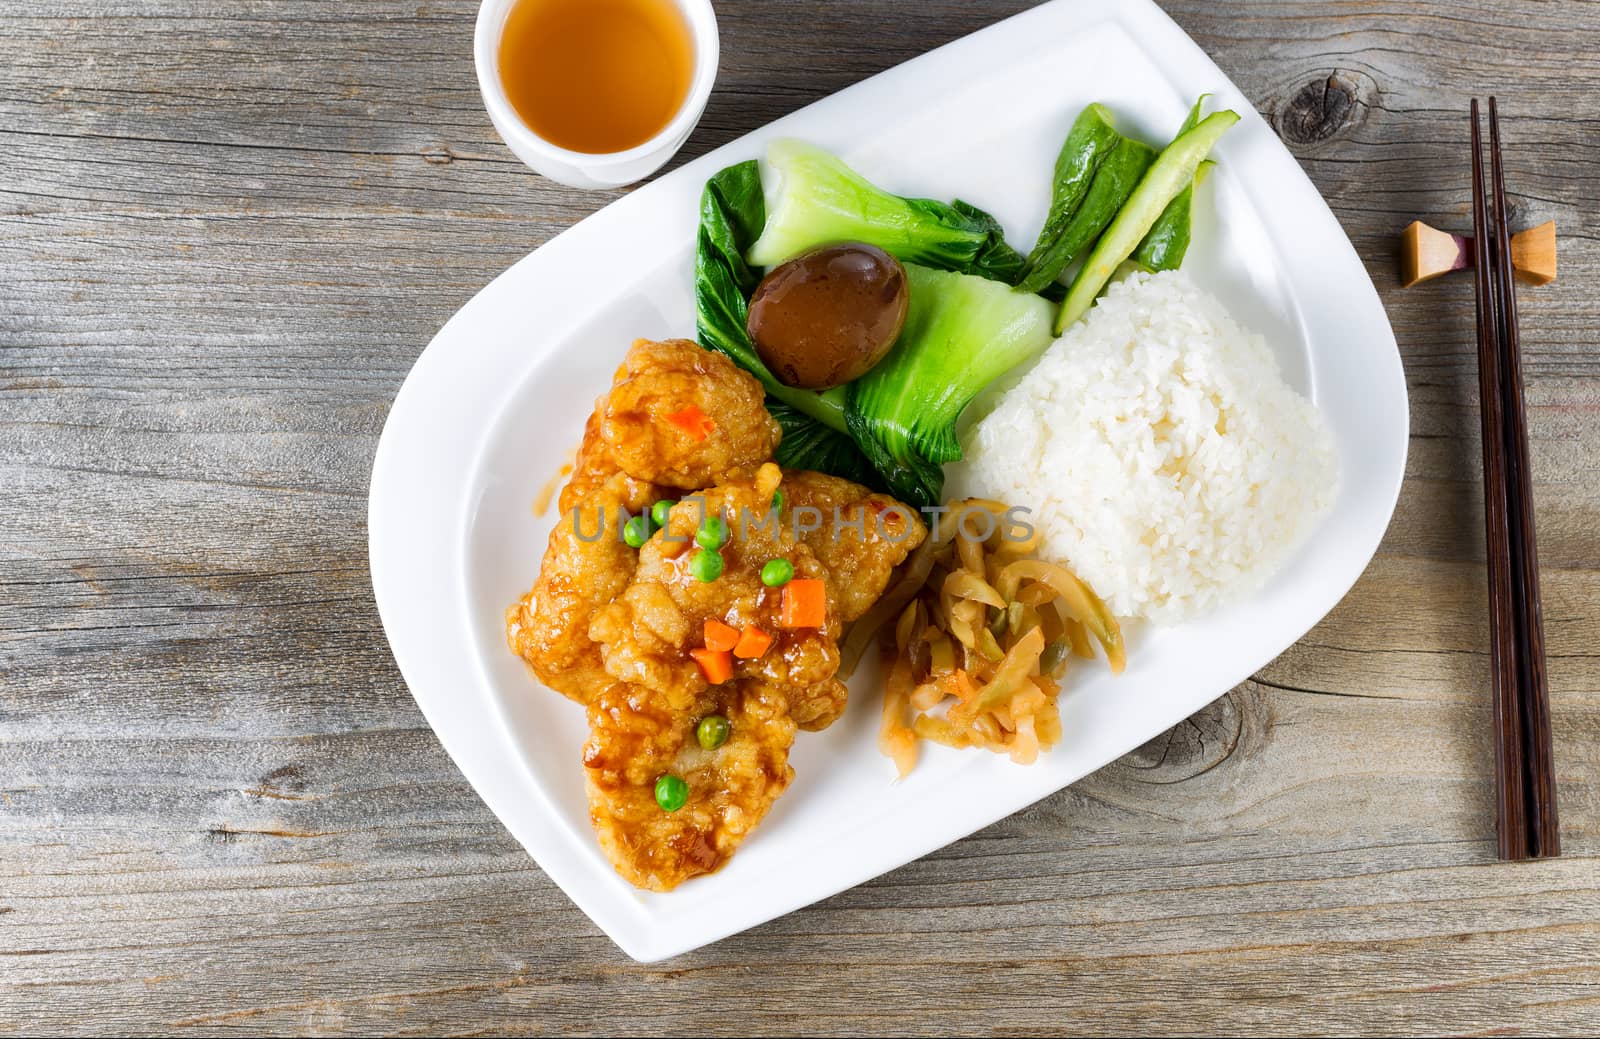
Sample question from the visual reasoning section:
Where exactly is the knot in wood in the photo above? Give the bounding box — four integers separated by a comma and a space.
1278, 71, 1368, 146
1119, 691, 1247, 786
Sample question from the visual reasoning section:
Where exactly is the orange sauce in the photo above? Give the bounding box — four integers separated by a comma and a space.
498, 0, 694, 155
532, 459, 573, 517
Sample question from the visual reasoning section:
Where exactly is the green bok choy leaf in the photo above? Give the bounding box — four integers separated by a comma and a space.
847, 264, 1056, 506
745, 139, 1026, 284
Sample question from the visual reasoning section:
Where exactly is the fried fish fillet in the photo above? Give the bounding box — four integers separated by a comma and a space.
598, 338, 780, 490
514, 338, 777, 703
583, 681, 795, 891
508, 472, 656, 704
510, 339, 938, 891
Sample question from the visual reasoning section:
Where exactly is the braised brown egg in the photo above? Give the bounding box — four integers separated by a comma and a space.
746, 242, 909, 390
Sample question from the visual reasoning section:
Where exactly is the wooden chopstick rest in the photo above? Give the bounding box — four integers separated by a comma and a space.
1401, 219, 1557, 288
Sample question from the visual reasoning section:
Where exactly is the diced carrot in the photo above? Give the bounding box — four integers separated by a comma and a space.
778, 578, 827, 629
703, 618, 740, 653
690, 648, 734, 685
732, 625, 774, 660
664, 404, 716, 441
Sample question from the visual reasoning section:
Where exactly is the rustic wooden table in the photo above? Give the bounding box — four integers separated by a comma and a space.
4, 0, 1598, 1034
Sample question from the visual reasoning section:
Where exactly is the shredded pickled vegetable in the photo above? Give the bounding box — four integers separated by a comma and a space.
871, 498, 1125, 776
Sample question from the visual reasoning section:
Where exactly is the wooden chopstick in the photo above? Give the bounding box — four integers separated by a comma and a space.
1488, 98, 1559, 858
1470, 99, 1527, 860
1469, 98, 1558, 860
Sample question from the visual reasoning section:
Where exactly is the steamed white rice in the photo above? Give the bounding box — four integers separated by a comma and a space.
948, 270, 1337, 622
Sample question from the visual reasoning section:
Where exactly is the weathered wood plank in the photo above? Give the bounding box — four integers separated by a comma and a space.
4, 0, 1600, 1034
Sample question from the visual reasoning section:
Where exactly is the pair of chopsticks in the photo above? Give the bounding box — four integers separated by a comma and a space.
1469, 99, 1558, 861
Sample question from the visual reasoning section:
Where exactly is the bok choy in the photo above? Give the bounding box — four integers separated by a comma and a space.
697, 148, 1050, 503
695, 161, 879, 483
847, 264, 1055, 505
745, 139, 1025, 285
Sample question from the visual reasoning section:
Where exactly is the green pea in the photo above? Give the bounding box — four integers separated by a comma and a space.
651, 499, 673, 528
771, 489, 783, 515
623, 514, 651, 549
696, 715, 731, 751
654, 774, 688, 812
760, 558, 794, 587
696, 514, 729, 551
689, 548, 724, 583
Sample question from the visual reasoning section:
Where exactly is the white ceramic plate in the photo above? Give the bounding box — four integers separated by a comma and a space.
369, 0, 1407, 961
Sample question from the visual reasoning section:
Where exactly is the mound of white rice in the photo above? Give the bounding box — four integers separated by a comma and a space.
948, 270, 1337, 622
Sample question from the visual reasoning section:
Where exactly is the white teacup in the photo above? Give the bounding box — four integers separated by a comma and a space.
474, 0, 720, 190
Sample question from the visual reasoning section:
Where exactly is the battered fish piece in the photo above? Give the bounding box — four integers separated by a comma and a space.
589, 464, 846, 728
557, 408, 657, 516
583, 681, 795, 891
516, 336, 760, 704
508, 472, 657, 704
509, 338, 937, 891
599, 338, 781, 489
781, 471, 928, 622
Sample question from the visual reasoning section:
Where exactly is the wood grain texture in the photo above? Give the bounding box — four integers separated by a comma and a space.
4, 0, 1600, 1033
